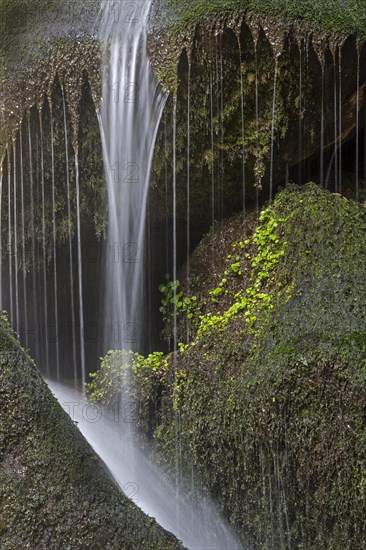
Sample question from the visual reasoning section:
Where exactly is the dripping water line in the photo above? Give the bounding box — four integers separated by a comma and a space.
28, 113, 39, 362
0, 165, 2, 311
269, 57, 278, 202
209, 62, 215, 229
62, 86, 78, 385
320, 59, 325, 187
50, 104, 60, 380
355, 45, 360, 200
13, 141, 19, 331
333, 50, 339, 191
19, 129, 28, 347
39, 113, 50, 373
238, 39, 246, 215
7, 150, 13, 325
186, 62, 191, 309
338, 47, 342, 193
74, 149, 86, 390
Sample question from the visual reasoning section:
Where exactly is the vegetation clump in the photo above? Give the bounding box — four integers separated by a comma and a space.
91, 184, 366, 548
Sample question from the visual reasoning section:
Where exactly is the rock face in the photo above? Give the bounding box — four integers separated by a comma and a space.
90, 185, 366, 548
0, 316, 183, 549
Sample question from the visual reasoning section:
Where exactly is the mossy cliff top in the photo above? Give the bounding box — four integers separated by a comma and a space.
151, 0, 366, 38
0, 315, 183, 549
90, 184, 366, 548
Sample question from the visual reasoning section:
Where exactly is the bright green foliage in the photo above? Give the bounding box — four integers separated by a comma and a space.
92, 184, 366, 548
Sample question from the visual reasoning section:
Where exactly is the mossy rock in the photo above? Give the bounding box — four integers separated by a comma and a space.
0, 314, 183, 549
92, 184, 366, 548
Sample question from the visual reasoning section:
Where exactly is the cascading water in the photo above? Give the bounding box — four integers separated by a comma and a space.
97, 0, 166, 355
40, 2, 243, 548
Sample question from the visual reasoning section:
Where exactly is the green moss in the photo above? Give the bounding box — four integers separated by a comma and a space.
92, 184, 366, 547
0, 314, 183, 549
155, 0, 366, 38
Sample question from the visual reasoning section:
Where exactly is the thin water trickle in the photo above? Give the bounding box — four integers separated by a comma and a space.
356, 45, 360, 199
269, 57, 278, 202
298, 42, 303, 185
39, 114, 50, 371
50, 105, 60, 379
209, 61, 215, 229
28, 113, 39, 361
7, 153, 13, 325
333, 49, 339, 191
19, 129, 28, 347
320, 58, 325, 187
62, 87, 78, 384
338, 47, 342, 193
254, 45, 260, 212
186, 64, 191, 289
0, 168, 2, 311
74, 150, 85, 389
238, 39, 246, 213
13, 142, 19, 331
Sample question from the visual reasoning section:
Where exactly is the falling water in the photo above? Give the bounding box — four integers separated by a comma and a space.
97, 0, 166, 355
254, 42, 260, 210
12, 141, 19, 330
0, 167, 2, 311
93, 2, 242, 547
28, 113, 39, 361
172, 94, 180, 534
269, 57, 278, 202
338, 47, 342, 193
74, 151, 86, 388
237, 38, 246, 213
50, 105, 60, 379
320, 56, 325, 187
39, 114, 50, 370
47, 380, 242, 550
186, 63, 191, 287
7, 152, 13, 324
333, 48, 339, 191
19, 129, 28, 347
298, 41, 303, 185
209, 62, 215, 229
61, 87, 78, 384
356, 44, 360, 199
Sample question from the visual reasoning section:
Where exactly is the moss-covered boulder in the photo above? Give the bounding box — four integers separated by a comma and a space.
0, 315, 183, 549
90, 184, 366, 548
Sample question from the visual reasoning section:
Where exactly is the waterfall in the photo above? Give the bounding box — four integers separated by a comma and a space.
61, 87, 78, 384
97, 0, 166, 355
